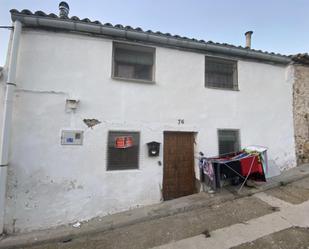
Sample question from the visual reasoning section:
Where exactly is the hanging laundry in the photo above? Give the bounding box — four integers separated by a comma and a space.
244, 145, 268, 178
199, 145, 268, 190
199, 157, 215, 182
220, 161, 242, 179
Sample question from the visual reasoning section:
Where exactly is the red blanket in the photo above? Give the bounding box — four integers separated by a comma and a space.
240, 155, 264, 176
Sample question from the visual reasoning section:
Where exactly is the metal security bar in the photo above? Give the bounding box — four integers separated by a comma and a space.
205, 57, 238, 90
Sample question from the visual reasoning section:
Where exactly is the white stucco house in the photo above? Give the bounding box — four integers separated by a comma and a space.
0, 2, 298, 234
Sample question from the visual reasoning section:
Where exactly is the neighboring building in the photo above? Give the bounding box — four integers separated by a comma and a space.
291, 54, 309, 164
0, 2, 298, 233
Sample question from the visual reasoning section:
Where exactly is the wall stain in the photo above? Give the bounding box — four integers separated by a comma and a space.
65, 180, 84, 191
12, 219, 17, 234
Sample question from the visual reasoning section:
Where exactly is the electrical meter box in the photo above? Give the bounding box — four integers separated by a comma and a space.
61, 130, 83, 145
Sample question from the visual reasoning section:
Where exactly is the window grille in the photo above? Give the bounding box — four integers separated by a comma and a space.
218, 129, 240, 155
107, 131, 140, 170
205, 57, 238, 90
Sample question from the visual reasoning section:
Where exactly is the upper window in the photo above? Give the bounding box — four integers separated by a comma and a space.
218, 129, 240, 155
205, 57, 238, 90
113, 43, 155, 82
107, 131, 140, 170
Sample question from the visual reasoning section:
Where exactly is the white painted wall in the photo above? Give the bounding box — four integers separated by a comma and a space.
2, 29, 296, 233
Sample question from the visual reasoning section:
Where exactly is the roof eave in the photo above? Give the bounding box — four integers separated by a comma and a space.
11, 12, 291, 65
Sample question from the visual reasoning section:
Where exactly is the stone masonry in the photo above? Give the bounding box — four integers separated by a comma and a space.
292, 55, 309, 164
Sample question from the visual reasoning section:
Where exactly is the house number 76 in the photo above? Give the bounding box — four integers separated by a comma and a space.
178, 119, 184, 125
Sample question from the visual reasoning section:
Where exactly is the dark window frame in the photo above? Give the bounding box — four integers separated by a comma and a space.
217, 129, 240, 155
112, 42, 156, 83
205, 56, 238, 90
107, 130, 140, 171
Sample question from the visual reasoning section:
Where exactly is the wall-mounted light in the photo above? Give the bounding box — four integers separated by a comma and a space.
147, 141, 160, 157
65, 99, 79, 112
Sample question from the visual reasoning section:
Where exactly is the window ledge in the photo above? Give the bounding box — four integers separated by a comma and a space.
205, 86, 239, 91
112, 76, 156, 84
106, 169, 142, 173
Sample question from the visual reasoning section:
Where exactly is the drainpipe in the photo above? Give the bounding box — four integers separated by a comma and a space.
0, 20, 22, 234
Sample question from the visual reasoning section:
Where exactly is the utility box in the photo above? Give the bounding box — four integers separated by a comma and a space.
61, 130, 83, 145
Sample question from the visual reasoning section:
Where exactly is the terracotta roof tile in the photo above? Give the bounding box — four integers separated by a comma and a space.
292, 53, 309, 64
9, 9, 291, 58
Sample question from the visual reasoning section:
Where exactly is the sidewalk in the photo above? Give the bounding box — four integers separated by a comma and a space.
0, 164, 309, 249
153, 176, 309, 249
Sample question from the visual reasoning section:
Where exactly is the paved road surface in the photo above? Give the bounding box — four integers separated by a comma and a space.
154, 177, 309, 249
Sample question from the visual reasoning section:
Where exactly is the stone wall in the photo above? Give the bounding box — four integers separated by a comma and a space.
293, 64, 309, 164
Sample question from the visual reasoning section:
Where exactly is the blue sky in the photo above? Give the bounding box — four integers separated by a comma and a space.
1, 0, 309, 65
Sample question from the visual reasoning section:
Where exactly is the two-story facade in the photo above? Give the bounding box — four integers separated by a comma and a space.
0, 3, 297, 233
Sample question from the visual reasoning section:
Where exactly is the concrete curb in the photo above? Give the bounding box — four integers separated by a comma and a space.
1, 164, 308, 249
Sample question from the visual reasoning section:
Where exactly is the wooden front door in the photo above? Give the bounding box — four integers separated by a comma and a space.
163, 132, 196, 200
